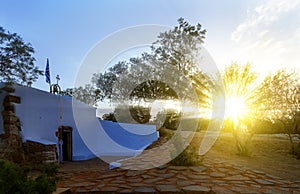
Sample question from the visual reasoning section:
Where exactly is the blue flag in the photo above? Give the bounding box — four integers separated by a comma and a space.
45, 58, 51, 84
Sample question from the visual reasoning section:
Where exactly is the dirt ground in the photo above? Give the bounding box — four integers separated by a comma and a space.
203, 132, 300, 181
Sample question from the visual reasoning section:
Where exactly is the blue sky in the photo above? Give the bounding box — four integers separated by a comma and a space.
1, 0, 299, 91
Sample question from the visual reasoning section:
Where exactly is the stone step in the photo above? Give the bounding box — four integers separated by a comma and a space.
53, 188, 71, 194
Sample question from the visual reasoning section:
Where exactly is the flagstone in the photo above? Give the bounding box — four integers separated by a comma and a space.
187, 174, 210, 180
177, 180, 195, 187
253, 179, 274, 185
212, 186, 237, 194
127, 177, 143, 183
210, 172, 226, 178
156, 173, 175, 179
182, 185, 211, 193
100, 186, 119, 192
189, 166, 207, 173
156, 184, 180, 192
144, 177, 164, 184
176, 174, 188, 180
133, 187, 155, 193
119, 188, 134, 193
57, 152, 300, 193
223, 175, 250, 181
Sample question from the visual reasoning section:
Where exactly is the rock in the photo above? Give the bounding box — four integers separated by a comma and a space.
177, 180, 195, 186
119, 188, 134, 193
157, 173, 174, 179
168, 166, 188, 170
1, 86, 15, 93
262, 188, 290, 194
223, 175, 250, 181
254, 179, 274, 185
187, 174, 210, 180
176, 174, 188, 180
252, 170, 266, 175
144, 177, 164, 184
210, 172, 226, 178
134, 187, 155, 193
156, 184, 180, 193
98, 172, 125, 180
126, 170, 144, 177
212, 187, 237, 194
100, 186, 119, 192
189, 166, 207, 173
217, 167, 229, 173
182, 185, 211, 193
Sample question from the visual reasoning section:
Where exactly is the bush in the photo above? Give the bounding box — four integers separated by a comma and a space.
0, 160, 59, 194
158, 127, 174, 139
102, 112, 116, 122
155, 110, 181, 130
170, 133, 202, 166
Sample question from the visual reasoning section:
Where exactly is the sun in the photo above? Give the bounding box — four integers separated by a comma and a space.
225, 95, 248, 120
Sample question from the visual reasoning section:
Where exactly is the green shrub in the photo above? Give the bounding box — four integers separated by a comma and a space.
102, 112, 116, 122
155, 110, 181, 130
158, 127, 174, 139
0, 160, 59, 194
170, 133, 202, 166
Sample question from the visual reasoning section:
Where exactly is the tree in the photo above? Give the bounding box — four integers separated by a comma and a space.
221, 63, 259, 155
92, 18, 211, 121
220, 64, 300, 156
256, 69, 300, 154
90, 18, 211, 129
0, 27, 43, 85
92, 18, 210, 103
151, 18, 206, 72
60, 84, 100, 106
91, 61, 128, 101
150, 17, 211, 103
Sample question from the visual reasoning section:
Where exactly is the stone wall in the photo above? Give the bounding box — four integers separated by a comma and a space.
0, 86, 25, 163
0, 86, 58, 166
23, 141, 57, 165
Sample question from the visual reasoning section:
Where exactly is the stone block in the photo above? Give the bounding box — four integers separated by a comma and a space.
4, 95, 21, 104
2, 110, 15, 117
3, 115, 19, 124
3, 104, 15, 112
1, 86, 15, 93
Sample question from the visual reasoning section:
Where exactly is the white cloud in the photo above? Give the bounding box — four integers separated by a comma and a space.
230, 0, 300, 73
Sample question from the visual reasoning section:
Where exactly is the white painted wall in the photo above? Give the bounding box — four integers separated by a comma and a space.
9, 85, 158, 160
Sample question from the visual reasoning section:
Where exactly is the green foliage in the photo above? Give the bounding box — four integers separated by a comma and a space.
0, 26, 43, 85
170, 134, 202, 166
256, 69, 300, 154
0, 160, 59, 194
158, 127, 174, 139
129, 105, 151, 124
60, 84, 100, 106
92, 61, 128, 101
90, 18, 209, 105
102, 112, 117, 122
295, 142, 300, 159
155, 109, 181, 130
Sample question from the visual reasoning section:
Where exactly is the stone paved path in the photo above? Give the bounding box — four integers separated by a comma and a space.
57, 156, 300, 193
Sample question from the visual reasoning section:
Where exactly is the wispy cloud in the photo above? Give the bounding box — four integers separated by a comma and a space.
232, 0, 300, 42
231, 0, 300, 72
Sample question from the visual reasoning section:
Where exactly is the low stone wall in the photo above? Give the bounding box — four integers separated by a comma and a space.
23, 141, 57, 165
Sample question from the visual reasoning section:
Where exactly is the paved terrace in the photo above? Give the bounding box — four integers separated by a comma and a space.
57, 135, 300, 194
57, 157, 300, 194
